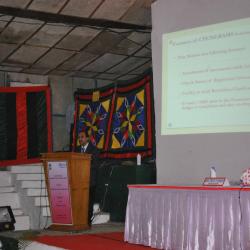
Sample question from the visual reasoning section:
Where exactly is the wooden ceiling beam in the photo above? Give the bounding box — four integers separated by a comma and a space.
0, 6, 152, 31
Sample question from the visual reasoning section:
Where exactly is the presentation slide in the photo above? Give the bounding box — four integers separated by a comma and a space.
162, 18, 250, 135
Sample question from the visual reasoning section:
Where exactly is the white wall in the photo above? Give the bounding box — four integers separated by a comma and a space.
152, 0, 250, 185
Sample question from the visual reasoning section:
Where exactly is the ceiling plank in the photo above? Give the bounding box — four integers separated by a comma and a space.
0, 5, 151, 30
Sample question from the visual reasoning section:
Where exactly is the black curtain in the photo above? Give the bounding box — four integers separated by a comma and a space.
0, 93, 17, 161
27, 92, 48, 159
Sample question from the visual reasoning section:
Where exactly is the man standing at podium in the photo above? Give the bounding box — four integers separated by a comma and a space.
75, 131, 100, 225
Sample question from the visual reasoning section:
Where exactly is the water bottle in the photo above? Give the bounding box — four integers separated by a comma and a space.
137, 154, 141, 166
210, 166, 217, 178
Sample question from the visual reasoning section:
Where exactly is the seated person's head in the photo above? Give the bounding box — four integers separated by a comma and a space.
78, 131, 89, 146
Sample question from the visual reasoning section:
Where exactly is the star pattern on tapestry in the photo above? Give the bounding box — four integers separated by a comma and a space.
74, 72, 154, 158
111, 89, 145, 149
78, 99, 110, 149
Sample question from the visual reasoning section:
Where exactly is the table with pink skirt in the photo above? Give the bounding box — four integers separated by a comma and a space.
124, 185, 250, 250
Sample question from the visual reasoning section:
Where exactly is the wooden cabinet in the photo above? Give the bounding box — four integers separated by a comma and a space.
41, 152, 91, 230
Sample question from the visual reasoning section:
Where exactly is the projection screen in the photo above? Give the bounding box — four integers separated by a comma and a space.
162, 18, 250, 135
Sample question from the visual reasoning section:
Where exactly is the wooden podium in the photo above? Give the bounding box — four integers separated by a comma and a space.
41, 152, 91, 231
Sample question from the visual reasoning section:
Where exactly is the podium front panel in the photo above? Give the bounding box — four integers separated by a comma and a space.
47, 161, 73, 225
42, 152, 91, 230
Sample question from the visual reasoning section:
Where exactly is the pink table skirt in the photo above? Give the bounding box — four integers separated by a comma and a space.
124, 185, 250, 250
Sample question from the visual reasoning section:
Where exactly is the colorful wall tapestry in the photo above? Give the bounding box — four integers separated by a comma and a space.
0, 86, 52, 166
74, 72, 155, 159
